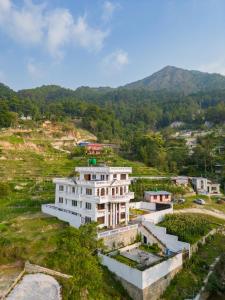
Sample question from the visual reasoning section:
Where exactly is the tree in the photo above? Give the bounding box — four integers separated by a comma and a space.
49, 223, 104, 299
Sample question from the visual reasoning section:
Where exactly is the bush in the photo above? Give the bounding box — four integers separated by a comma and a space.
0, 182, 10, 198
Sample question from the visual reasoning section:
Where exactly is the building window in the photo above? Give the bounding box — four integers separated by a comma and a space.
92, 174, 96, 180
101, 174, 105, 181
97, 189, 100, 196
101, 188, 105, 196
120, 174, 127, 180
86, 202, 92, 210
59, 185, 64, 191
121, 212, 125, 219
84, 174, 91, 181
72, 187, 75, 193
113, 174, 117, 179
116, 187, 118, 194
59, 197, 63, 203
86, 188, 92, 195
85, 216, 92, 224
120, 187, 123, 195
72, 200, 77, 207
165, 195, 169, 199
106, 175, 109, 180
97, 216, 105, 224
98, 203, 105, 210
154, 195, 157, 200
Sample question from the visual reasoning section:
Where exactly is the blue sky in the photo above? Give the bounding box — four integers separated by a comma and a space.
1, 0, 225, 90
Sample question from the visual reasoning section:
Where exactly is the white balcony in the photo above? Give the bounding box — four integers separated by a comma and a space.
75, 166, 132, 174
75, 179, 131, 187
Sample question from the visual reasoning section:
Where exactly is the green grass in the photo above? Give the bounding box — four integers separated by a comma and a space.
129, 208, 147, 215
139, 243, 161, 254
159, 213, 223, 244
113, 254, 138, 268
163, 234, 225, 300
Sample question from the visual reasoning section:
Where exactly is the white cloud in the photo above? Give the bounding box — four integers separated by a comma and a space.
102, 1, 119, 22
102, 49, 129, 71
0, 0, 108, 58
0, 0, 45, 45
27, 61, 42, 79
47, 9, 73, 58
198, 60, 225, 75
73, 16, 109, 52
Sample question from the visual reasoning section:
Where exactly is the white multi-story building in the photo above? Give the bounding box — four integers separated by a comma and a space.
42, 166, 134, 228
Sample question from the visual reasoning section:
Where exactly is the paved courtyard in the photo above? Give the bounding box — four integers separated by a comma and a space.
121, 248, 161, 267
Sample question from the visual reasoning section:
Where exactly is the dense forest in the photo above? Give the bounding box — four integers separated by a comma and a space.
0, 67, 225, 178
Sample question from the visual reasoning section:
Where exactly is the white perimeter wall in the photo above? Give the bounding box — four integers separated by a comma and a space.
130, 201, 156, 211
100, 252, 183, 290
42, 204, 82, 228
142, 208, 173, 224
130, 202, 173, 224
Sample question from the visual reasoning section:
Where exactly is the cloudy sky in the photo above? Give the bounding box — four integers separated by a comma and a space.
0, 0, 225, 90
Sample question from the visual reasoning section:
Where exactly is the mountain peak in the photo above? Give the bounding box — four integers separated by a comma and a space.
123, 66, 225, 94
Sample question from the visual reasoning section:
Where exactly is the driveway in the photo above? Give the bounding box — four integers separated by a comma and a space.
174, 208, 225, 221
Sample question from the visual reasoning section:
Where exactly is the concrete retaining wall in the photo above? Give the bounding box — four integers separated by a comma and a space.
142, 208, 173, 224
100, 252, 183, 300
130, 202, 156, 211
42, 204, 82, 228
101, 227, 139, 250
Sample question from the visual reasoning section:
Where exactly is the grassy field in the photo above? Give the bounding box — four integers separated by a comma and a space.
162, 234, 225, 300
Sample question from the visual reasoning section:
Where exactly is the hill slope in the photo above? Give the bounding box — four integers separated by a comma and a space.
123, 66, 225, 94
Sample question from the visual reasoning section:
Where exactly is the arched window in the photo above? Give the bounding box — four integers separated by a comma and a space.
101, 188, 105, 196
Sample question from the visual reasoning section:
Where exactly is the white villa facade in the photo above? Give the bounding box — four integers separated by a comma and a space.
42, 166, 134, 228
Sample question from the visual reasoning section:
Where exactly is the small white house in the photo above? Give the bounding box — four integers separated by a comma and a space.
42, 166, 134, 228
191, 177, 221, 195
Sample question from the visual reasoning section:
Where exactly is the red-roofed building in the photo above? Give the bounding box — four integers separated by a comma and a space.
86, 143, 104, 155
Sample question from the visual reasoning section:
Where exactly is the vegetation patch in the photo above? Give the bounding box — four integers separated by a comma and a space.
139, 243, 161, 254
163, 234, 225, 300
159, 213, 220, 244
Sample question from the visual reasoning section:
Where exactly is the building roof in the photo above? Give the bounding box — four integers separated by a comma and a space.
145, 191, 171, 196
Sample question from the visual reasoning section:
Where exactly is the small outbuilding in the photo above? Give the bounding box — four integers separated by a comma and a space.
144, 191, 172, 203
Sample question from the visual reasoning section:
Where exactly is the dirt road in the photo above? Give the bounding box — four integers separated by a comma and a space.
174, 208, 225, 221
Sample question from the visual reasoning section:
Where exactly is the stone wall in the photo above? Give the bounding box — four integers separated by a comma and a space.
102, 228, 139, 250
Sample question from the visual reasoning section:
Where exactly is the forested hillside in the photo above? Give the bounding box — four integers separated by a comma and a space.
1, 66, 225, 178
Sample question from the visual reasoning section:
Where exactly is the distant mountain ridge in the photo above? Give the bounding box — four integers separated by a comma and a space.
3, 66, 225, 97
123, 66, 225, 94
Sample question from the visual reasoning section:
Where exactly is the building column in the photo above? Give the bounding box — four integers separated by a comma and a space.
118, 203, 121, 224
110, 203, 113, 227
112, 203, 115, 228
125, 203, 129, 225
105, 203, 108, 227
115, 203, 117, 226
